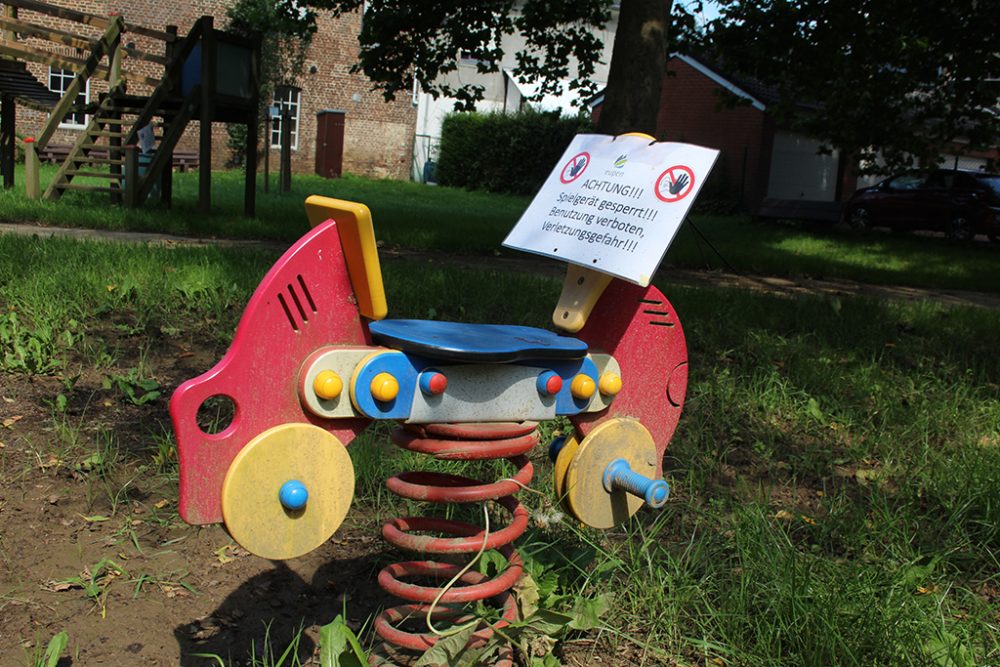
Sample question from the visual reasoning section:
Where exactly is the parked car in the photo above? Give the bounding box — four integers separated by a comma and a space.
843, 169, 1000, 241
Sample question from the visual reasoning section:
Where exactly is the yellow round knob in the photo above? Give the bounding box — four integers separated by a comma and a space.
313, 370, 343, 400
570, 374, 596, 400
370, 372, 400, 402
598, 372, 622, 396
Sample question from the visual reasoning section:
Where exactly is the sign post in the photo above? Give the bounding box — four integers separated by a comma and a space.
503, 134, 719, 286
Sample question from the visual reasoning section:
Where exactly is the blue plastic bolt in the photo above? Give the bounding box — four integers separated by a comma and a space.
548, 435, 567, 462
602, 459, 670, 508
279, 480, 309, 511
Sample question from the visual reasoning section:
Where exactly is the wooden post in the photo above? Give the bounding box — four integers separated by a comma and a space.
198, 15, 215, 215
244, 107, 258, 217
108, 19, 123, 205
108, 19, 122, 87
1, 94, 15, 189
243, 35, 259, 218
2, 5, 16, 42
279, 109, 291, 193
24, 138, 40, 200
263, 113, 271, 193
124, 144, 139, 208
160, 24, 178, 207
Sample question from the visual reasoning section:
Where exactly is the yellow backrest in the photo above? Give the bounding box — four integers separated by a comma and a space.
304, 195, 388, 321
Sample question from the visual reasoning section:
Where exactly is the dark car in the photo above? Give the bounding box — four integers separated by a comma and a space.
844, 169, 1000, 241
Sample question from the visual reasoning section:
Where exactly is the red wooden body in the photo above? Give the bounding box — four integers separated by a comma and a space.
170, 221, 370, 525
571, 280, 688, 475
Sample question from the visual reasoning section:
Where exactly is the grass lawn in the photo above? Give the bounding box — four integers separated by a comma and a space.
0, 164, 997, 294
0, 233, 997, 665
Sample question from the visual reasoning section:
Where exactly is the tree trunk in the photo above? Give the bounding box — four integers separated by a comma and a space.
596, 0, 670, 136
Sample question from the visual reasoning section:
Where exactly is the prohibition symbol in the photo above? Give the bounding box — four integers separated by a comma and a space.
560, 152, 591, 184
655, 165, 695, 203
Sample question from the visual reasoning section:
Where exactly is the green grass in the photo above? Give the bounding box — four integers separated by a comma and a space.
0, 164, 997, 294
1, 234, 997, 665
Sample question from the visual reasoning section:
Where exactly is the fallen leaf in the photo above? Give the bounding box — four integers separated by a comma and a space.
215, 545, 236, 564
154, 499, 170, 509
45, 580, 82, 592
2, 415, 23, 428
79, 514, 111, 523
773, 509, 794, 521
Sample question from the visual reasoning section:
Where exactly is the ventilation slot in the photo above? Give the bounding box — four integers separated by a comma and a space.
639, 298, 663, 305
648, 320, 675, 327
277, 293, 299, 332
643, 309, 670, 316
288, 283, 308, 323
297, 275, 318, 312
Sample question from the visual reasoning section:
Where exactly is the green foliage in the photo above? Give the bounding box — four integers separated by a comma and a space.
225, 0, 317, 164
318, 615, 366, 666
309, 0, 611, 110
710, 0, 1000, 172
104, 370, 162, 406
436, 110, 591, 195
0, 310, 78, 375
41, 631, 69, 667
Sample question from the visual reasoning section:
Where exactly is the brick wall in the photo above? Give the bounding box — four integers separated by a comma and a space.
11, 0, 416, 179
654, 57, 771, 210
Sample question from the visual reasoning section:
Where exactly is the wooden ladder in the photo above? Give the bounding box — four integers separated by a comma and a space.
43, 89, 127, 199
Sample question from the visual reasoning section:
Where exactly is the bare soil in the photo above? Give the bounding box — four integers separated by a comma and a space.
0, 327, 405, 667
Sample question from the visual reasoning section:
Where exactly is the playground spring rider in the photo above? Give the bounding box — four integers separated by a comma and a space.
170, 192, 689, 655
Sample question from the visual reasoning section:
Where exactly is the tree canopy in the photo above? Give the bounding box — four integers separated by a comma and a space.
306, 0, 684, 135
709, 0, 1000, 172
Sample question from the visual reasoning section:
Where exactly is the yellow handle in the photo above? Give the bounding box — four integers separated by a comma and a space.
304, 195, 388, 321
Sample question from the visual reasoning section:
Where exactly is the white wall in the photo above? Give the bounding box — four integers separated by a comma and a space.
766, 131, 840, 201
412, 7, 618, 181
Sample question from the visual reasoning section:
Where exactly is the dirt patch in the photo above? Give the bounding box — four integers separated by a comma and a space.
0, 326, 404, 666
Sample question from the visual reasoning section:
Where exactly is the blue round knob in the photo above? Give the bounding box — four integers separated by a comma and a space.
279, 480, 308, 511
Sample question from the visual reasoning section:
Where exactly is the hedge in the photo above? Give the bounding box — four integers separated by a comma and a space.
436, 110, 592, 196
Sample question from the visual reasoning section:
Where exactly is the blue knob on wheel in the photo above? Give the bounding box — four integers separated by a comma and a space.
279, 480, 309, 511
602, 459, 670, 509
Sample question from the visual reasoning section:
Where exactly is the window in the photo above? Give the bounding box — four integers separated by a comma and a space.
885, 173, 924, 191
270, 86, 301, 150
48, 67, 88, 128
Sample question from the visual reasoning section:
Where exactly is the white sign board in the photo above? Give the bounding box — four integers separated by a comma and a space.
502, 134, 719, 286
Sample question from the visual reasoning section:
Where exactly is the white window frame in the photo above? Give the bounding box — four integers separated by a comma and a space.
270, 86, 301, 150
48, 67, 89, 129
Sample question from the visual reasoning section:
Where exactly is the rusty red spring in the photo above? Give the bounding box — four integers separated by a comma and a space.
372, 421, 538, 665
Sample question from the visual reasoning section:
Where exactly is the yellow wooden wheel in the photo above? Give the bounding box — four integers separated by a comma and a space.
221, 423, 354, 560
552, 434, 580, 509
563, 419, 659, 529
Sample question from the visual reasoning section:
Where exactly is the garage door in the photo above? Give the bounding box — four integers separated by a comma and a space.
767, 131, 840, 201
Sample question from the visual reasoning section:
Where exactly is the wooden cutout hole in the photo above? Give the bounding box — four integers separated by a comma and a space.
196, 394, 236, 435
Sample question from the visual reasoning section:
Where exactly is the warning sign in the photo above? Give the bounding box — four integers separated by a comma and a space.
655, 165, 696, 202
502, 134, 719, 286
560, 152, 591, 184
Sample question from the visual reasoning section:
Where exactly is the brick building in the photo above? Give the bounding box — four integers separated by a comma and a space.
593, 54, 854, 218
593, 54, 998, 220
12, 0, 416, 179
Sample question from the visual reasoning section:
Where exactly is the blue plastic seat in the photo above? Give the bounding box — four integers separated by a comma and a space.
368, 320, 587, 363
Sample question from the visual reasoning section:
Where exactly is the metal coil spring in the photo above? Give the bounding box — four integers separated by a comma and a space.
372, 421, 538, 665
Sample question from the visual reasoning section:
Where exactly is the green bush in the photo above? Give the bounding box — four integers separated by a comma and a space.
436, 110, 591, 195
